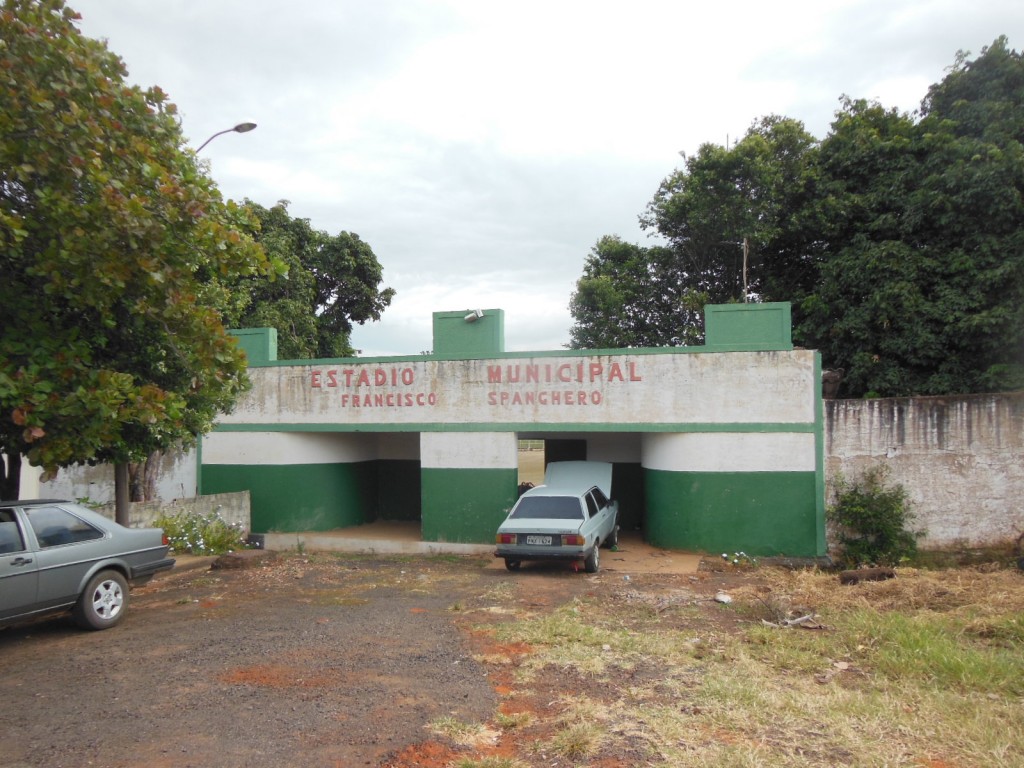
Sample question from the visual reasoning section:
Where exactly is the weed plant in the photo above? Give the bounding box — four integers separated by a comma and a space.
154, 511, 248, 555
829, 465, 920, 566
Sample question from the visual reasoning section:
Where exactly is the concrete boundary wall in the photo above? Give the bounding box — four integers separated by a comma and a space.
94, 491, 251, 531
825, 393, 1024, 550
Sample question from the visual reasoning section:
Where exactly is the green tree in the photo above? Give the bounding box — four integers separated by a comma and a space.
642, 116, 822, 304
801, 40, 1024, 395
572, 39, 1023, 396
568, 236, 706, 349
570, 117, 821, 349
0, 0, 283, 502
234, 201, 395, 360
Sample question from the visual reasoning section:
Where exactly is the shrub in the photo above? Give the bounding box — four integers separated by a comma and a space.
828, 465, 921, 567
154, 511, 248, 555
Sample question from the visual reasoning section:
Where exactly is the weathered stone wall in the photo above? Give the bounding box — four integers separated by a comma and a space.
93, 491, 251, 531
39, 447, 198, 505
825, 393, 1024, 550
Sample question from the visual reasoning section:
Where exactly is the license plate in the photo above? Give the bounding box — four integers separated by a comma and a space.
525, 535, 552, 545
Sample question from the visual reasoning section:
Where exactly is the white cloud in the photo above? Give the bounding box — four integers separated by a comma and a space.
68, 0, 1024, 356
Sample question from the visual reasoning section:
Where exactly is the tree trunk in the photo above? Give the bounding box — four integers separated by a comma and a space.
128, 451, 161, 502
114, 462, 131, 526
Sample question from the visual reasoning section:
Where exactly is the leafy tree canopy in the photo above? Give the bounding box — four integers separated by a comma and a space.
568, 236, 706, 349
570, 37, 1024, 397
641, 115, 823, 306
0, 0, 286, 482
233, 201, 395, 360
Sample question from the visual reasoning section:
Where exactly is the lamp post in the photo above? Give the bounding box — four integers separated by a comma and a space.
195, 121, 257, 153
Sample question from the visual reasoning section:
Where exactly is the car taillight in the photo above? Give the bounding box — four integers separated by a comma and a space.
496, 533, 517, 545
562, 534, 586, 546
162, 533, 170, 546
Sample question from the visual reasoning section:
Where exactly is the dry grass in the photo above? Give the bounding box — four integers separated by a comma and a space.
479, 565, 1024, 767
742, 565, 1024, 616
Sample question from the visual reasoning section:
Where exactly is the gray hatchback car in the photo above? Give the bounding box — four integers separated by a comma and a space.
0, 499, 175, 630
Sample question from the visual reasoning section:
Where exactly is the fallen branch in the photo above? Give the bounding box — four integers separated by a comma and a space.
761, 613, 830, 630
839, 567, 896, 585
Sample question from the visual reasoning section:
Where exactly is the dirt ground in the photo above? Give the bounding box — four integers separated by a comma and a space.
0, 547, 750, 768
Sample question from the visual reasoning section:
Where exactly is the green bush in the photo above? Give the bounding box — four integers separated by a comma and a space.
828, 465, 921, 567
154, 511, 248, 556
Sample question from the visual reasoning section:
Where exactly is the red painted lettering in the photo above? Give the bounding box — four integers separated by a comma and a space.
311, 370, 322, 388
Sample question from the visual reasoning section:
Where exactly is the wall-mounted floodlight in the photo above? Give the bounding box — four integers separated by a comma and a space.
464, 309, 484, 323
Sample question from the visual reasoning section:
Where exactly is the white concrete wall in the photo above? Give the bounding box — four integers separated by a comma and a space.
226, 351, 817, 428
421, 432, 518, 469
643, 432, 817, 473
203, 431, 378, 466
38, 447, 198, 504
825, 394, 1024, 549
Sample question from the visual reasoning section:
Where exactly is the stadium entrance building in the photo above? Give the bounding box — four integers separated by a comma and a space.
200, 303, 826, 557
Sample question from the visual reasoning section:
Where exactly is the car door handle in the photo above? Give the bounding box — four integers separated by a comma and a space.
10, 556, 33, 566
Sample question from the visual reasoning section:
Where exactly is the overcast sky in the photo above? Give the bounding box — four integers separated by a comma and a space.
70, 0, 1021, 357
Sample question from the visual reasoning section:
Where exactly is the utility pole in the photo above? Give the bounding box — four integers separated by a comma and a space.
742, 237, 749, 303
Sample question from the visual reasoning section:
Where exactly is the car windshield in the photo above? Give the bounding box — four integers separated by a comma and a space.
509, 496, 584, 521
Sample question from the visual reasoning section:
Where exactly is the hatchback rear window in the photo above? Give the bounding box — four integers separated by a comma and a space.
26, 506, 103, 548
509, 496, 584, 520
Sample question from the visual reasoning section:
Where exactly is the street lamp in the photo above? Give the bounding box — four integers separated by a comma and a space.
195, 122, 257, 153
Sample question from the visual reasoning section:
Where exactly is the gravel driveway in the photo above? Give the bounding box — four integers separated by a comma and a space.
1, 553, 510, 768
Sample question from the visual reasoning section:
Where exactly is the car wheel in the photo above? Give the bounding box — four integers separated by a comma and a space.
504, 559, 521, 571
73, 570, 129, 630
606, 522, 619, 548
584, 545, 600, 574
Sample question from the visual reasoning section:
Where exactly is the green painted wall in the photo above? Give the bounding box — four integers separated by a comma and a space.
377, 460, 421, 521
202, 462, 376, 533
230, 327, 278, 363
421, 467, 519, 543
645, 469, 822, 557
432, 309, 505, 358
704, 303, 792, 351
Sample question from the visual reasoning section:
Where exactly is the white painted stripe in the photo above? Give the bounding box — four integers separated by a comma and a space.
421, 432, 519, 469
203, 432, 377, 465
642, 432, 816, 473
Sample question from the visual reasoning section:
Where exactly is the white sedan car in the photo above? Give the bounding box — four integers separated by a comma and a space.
495, 461, 619, 573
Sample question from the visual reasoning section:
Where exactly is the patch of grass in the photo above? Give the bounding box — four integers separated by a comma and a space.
452, 758, 528, 768
839, 610, 1024, 695
428, 716, 496, 748
495, 711, 533, 730
551, 721, 601, 761
482, 566, 1024, 767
